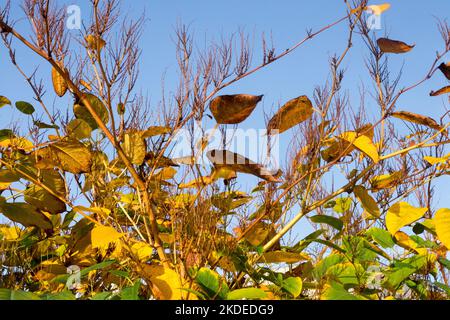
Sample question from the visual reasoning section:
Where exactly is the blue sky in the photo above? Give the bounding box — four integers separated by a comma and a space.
1, 0, 449, 237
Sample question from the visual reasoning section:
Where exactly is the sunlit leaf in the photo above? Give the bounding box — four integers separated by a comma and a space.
365, 3, 391, 15
377, 38, 414, 54
267, 96, 314, 134
35, 140, 93, 174
434, 208, 450, 250
257, 251, 309, 264
386, 202, 427, 235
91, 225, 123, 249
66, 119, 92, 140
0, 289, 41, 300
430, 86, 450, 97
210, 94, 263, 124
370, 171, 403, 190
85, 34, 106, 51
195, 267, 229, 300
207, 149, 281, 182
391, 111, 443, 131
122, 131, 146, 165
354, 186, 380, 218
74, 94, 110, 130
282, 277, 303, 298
52, 66, 68, 97
339, 131, 379, 163
0, 96, 11, 108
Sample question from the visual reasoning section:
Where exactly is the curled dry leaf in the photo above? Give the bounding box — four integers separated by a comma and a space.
267, 96, 314, 134
377, 38, 414, 54
438, 62, 450, 80
391, 111, 443, 131
85, 34, 106, 51
430, 86, 450, 96
210, 94, 263, 124
207, 149, 282, 182
51, 64, 68, 98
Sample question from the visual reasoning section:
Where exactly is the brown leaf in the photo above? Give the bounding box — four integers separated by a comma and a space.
51, 66, 68, 97
430, 85, 450, 96
438, 62, 450, 81
377, 38, 414, 54
210, 94, 263, 124
267, 96, 314, 134
391, 111, 443, 131
207, 149, 282, 182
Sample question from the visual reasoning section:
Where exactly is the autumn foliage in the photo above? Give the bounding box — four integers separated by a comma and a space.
0, 0, 450, 300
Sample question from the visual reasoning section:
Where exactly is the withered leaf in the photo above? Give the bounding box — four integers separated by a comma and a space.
207, 149, 282, 182
438, 62, 450, 81
51, 65, 68, 98
430, 86, 450, 96
391, 111, 443, 131
267, 96, 314, 134
210, 94, 263, 124
377, 38, 414, 54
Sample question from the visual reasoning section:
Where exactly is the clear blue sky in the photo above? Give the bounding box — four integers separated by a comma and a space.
1, 0, 449, 236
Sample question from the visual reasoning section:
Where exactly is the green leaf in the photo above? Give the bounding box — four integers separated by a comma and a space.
282, 277, 303, 298
227, 288, 267, 300
310, 215, 344, 231
90, 292, 113, 300
41, 291, 76, 300
365, 227, 395, 248
34, 121, 59, 130
0, 129, 14, 142
15, 101, 35, 115
0, 96, 11, 108
321, 282, 365, 300
195, 268, 229, 300
122, 131, 146, 165
121, 280, 141, 300
0, 289, 41, 300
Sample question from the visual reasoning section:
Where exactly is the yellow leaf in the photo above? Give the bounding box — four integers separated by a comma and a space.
370, 171, 403, 190
340, 131, 379, 163
91, 225, 123, 249
391, 111, 443, 131
131, 242, 153, 262
434, 208, 450, 250
0, 137, 34, 152
394, 231, 427, 255
51, 65, 68, 97
257, 251, 309, 264
424, 154, 449, 165
85, 34, 106, 51
386, 202, 427, 235
353, 186, 380, 218
0, 226, 21, 240
365, 3, 391, 15
210, 94, 263, 124
179, 175, 215, 189
241, 222, 274, 246
267, 96, 314, 134
141, 265, 185, 300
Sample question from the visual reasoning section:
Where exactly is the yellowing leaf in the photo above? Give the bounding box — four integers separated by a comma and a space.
0, 201, 53, 230
430, 86, 450, 97
267, 96, 314, 134
35, 140, 93, 174
424, 154, 449, 165
391, 111, 443, 131
91, 225, 123, 249
207, 149, 281, 182
0, 137, 34, 152
85, 34, 106, 51
0, 96, 11, 108
353, 186, 380, 218
394, 231, 427, 255
179, 175, 215, 189
51, 65, 68, 97
257, 251, 309, 264
0, 226, 21, 240
74, 94, 110, 130
141, 265, 185, 300
122, 131, 146, 165
339, 131, 379, 163
365, 3, 391, 15
210, 94, 263, 124
241, 221, 274, 246
370, 171, 403, 190
386, 202, 427, 235
434, 208, 450, 250
377, 38, 414, 54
